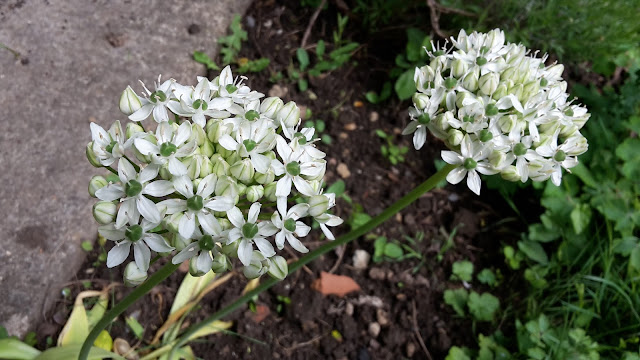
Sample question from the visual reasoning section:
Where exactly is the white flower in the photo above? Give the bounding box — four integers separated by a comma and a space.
272, 136, 321, 197
95, 158, 174, 227
134, 122, 197, 176
441, 135, 498, 195
218, 118, 276, 174
271, 197, 311, 253
167, 78, 233, 127
227, 203, 278, 266
99, 220, 174, 271
171, 220, 225, 275
129, 75, 175, 123
90, 120, 137, 166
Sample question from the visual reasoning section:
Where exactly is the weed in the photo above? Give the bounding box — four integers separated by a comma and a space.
375, 129, 408, 165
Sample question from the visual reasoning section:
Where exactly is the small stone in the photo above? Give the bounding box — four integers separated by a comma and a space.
406, 342, 417, 357
245, 15, 256, 28
339, 132, 349, 140
352, 249, 370, 270
337, 163, 351, 179
345, 302, 354, 316
344, 122, 357, 131
376, 308, 390, 327
369, 339, 380, 350
353, 100, 364, 108
369, 267, 386, 280
395, 213, 402, 223
263, 19, 273, 28
393, 127, 402, 135
307, 91, 318, 100
268, 84, 288, 98
396, 293, 407, 301
369, 111, 379, 122
368, 322, 381, 337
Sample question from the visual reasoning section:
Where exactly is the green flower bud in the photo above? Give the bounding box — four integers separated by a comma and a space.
163, 213, 183, 235
211, 253, 231, 274
215, 176, 238, 198
447, 129, 464, 147
236, 182, 247, 196
546, 64, 564, 80
500, 66, 518, 82
451, 59, 468, 78
498, 115, 517, 133
183, 156, 202, 180
201, 140, 215, 158
455, 92, 469, 109
89, 176, 108, 197
492, 82, 508, 100
254, 168, 275, 185
221, 241, 239, 258
508, 83, 523, 102
123, 261, 148, 287
93, 201, 117, 225
218, 218, 232, 231
246, 185, 264, 203
230, 159, 255, 184
260, 97, 285, 118
206, 119, 232, 143
276, 101, 300, 128
211, 154, 230, 177
412, 93, 430, 110
119, 86, 143, 115
559, 124, 578, 138
500, 166, 521, 182
125, 122, 145, 139
308, 195, 329, 217
200, 156, 213, 178
215, 143, 234, 160
159, 165, 172, 180
479, 73, 499, 96
263, 182, 278, 202
191, 123, 207, 146
462, 69, 479, 92
268, 256, 288, 280
522, 81, 539, 102
189, 256, 210, 277
489, 150, 508, 168
86, 142, 102, 167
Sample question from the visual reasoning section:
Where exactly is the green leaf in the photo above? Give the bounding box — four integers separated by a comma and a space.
524, 266, 548, 289
405, 28, 428, 62
365, 91, 380, 104
467, 292, 500, 322
125, 317, 144, 340
383, 242, 404, 259
444, 288, 468, 316
451, 260, 474, 282
315, 120, 326, 132
373, 236, 387, 263
298, 78, 308, 92
477, 269, 497, 287
612, 236, 639, 256
326, 180, 345, 196
81, 241, 93, 252
394, 69, 416, 100
616, 138, 640, 179
315, 40, 325, 58
350, 212, 372, 231
518, 240, 549, 265
375, 129, 387, 138
321, 134, 332, 145
0, 338, 41, 359
630, 246, 640, 271
193, 51, 220, 70
34, 345, 124, 360
570, 203, 592, 234
296, 48, 310, 71
446, 346, 472, 360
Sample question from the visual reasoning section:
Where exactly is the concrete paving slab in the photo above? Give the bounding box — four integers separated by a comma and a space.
0, 0, 252, 336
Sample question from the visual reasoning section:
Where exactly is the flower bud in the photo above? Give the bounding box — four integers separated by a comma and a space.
246, 185, 264, 202
123, 261, 148, 287
545, 64, 564, 80
486, 29, 505, 50
183, 156, 202, 180
506, 44, 526, 64
93, 201, 117, 225
211, 154, 230, 177
451, 59, 468, 78
125, 122, 144, 139
200, 140, 215, 158
500, 166, 521, 182
191, 123, 207, 146
254, 168, 275, 184
260, 97, 284, 119
119, 86, 143, 116
498, 115, 517, 133
236, 182, 247, 196
230, 159, 255, 184
508, 83, 523, 102
206, 119, 233, 143
200, 156, 213, 178
218, 218, 232, 231
159, 165, 172, 180
211, 253, 231, 274
89, 176, 108, 197
215, 175, 238, 198
215, 143, 235, 160
479, 73, 499, 96
276, 101, 300, 128
86, 142, 102, 167
263, 182, 278, 202
268, 256, 288, 280
308, 195, 329, 217
489, 150, 509, 169
412, 93, 431, 110
189, 256, 210, 277
447, 129, 464, 147
522, 81, 539, 103
462, 69, 479, 92
455, 92, 470, 109
492, 82, 508, 100
243, 251, 268, 279
429, 55, 447, 72
500, 66, 518, 82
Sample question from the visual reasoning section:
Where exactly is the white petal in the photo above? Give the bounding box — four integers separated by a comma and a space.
294, 222, 311, 237
441, 151, 463, 165
171, 242, 199, 264
254, 237, 275, 258
90, 122, 110, 146
137, 196, 162, 224
248, 203, 261, 224
98, 224, 125, 241
139, 165, 160, 184
286, 233, 309, 253
251, 153, 271, 174
173, 175, 194, 198
133, 242, 151, 271
144, 180, 174, 197
271, 160, 285, 175
276, 136, 292, 161
199, 212, 222, 235
179, 212, 196, 239
320, 223, 335, 241
226, 207, 245, 228
275, 231, 286, 249
204, 196, 234, 211
197, 174, 218, 199
95, 184, 124, 201
209, 97, 233, 110
144, 233, 175, 253
413, 127, 427, 150
118, 158, 137, 183
134, 138, 159, 156
107, 242, 131, 268
153, 104, 169, 123
128, 103, 154, 122
276, 196, 288, 218
446, 167, 467, 185
466, 170, 481, 195
168, 157, 188, 176
116, 199, 139, 228
237, 239, 253, 266
196, 251, 213, 274
258, 221, 279, 237
156, 199, 186, 214
174, 122, 193, 145
293, 177, 315, 196
288, 204, 309, 220
218, 134, 238, 151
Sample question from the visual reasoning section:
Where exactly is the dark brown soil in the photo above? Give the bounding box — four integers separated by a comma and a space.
39, 1, 532, 359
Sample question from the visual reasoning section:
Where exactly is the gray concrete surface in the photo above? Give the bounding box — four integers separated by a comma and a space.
0, 0, 252, 337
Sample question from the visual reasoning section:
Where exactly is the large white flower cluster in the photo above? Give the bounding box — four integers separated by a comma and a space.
87, 66, 342, 284
404, 29, 589, 195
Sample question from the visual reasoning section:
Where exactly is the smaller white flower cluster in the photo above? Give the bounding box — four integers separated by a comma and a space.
87, 66, 342, 284
404, 29, 589, 195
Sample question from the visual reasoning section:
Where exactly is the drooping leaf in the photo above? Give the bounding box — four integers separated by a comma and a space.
0, 338, 41, 359
518, 240, 549, 265
394, 69, 416, 100
296, 48, 310, 71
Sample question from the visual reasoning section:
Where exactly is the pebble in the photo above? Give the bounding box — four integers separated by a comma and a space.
345, 302, 354, 316
337, 163, 351, 178
268, 84, 288, 98
298, 105, 309, 119
369, 267, 386, 280
344, 122, 357, 131
352, 249, 370, 270
395, 213, 402, 223
369, 111, 379, 122
369, 339, 380, 350
376, 308, 390, 327
396, 293, 407, 301
406, 342, 417, 357
368, 322, 381, 338
339, 132, 349, 140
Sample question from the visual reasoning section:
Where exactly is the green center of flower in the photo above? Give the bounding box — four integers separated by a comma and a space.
105, 140, 117, 153
284, 218, 297, 232
479, 129, 493, 142
225, 84, 238, 93
485, 104, 498, 116
192, 99, 208, 111
160, 142, 177, 157
554, 150, 567, 162
245, 110, 260, 121
418, 113, 431, 125
242, 223, 259, 239
463, 115, 474, 123
125, 225, 143, 242
513, 143, 527, 156
476, 57, 488, 66
480, 46, 489, 54
444, 78, 457, 90
125, 180, 142, 197
286, 162, 301, 176
434, 50, 445, 56
564, 108, 574, 117
540, 78, 548, 87
243, 139, 257, 152
463, 158, 477, 170
187, 195, 204, 211
198, 235, 215, 251
150, 90, 167, 103
294, 132, 307, 145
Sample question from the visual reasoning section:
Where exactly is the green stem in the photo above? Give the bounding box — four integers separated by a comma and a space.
170, 164, 455, 356
79, 261, 180, 360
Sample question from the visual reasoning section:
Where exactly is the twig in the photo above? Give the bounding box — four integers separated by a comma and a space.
426, 0, 446, 38
0, 43, 21, 59
301, 0, 327, 48
281, 334, 325, 356
285, 247, 314, 275
328, 245, 345, 274
411, 300, 433, 360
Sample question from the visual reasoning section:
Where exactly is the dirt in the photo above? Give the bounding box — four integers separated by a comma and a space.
38, 1, 531, 359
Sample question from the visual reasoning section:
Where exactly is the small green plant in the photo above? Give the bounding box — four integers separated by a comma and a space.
451, 260, 474, 282
375, 129, 408, 165
303, 118, 332, 145
292, 38, 359, 91
275, 295, 291, 315
444, 288, 500, 322
193, 14, 270, 73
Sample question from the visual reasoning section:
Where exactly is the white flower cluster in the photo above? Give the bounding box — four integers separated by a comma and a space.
87, 66, 342, 284
404, 29, 590, 195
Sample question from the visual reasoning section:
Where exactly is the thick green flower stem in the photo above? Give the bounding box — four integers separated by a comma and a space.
170, 164, 456, 357
79, 262, 180, 360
